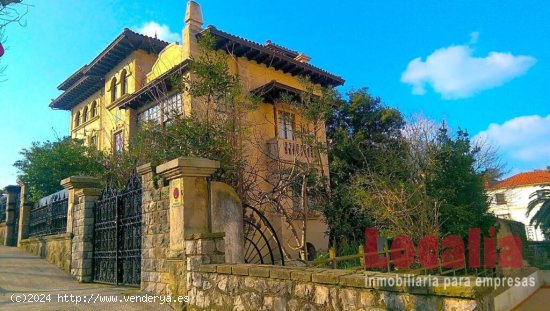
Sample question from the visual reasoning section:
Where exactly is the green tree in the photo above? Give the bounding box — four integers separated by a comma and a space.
14, 137, 104, 202
426, 127, 495, 236
325, 88, 407, 245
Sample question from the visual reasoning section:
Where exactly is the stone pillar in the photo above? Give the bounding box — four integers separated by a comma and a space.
16, 180, 32, 246
3, 185, 21, 246
156, 157, 220, 259
61, 176, 101, 282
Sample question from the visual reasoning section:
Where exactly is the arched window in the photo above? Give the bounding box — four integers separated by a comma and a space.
110, 77, 117, 102
91, 101, 98, 118
74, 111, 81, 127
120, 69, 128, 96
83, 106, 89, 123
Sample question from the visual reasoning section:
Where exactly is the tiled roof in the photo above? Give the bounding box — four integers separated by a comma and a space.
201, 26, 345, 87
51, 29, 169, 110
489, 170, 550, 190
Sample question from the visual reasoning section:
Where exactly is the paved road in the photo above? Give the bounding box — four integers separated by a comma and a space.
0, 245, 173, 310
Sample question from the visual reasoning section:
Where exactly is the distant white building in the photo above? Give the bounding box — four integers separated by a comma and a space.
487, 169, 550, 241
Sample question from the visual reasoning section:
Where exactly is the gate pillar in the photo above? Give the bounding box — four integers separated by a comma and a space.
16, 180, 33, 246
156, 157, 220, 259
3, 185, 21, 246
61, 176, 101, 282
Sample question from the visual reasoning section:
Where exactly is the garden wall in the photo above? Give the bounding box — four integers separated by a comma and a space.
184, 264, 493, 311
19, 233, 72, 272
0, 223, 5, 244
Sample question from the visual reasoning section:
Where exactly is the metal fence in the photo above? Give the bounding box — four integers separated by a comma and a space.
29, 189, 69, 237
527, 241, 550, 269
0, 195, 6, 223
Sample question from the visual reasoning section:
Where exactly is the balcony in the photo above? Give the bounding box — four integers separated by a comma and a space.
267, 138, 315, 163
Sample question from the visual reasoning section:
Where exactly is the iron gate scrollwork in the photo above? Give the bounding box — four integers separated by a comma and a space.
243, 204, 285, 265
93, 173, 142, 286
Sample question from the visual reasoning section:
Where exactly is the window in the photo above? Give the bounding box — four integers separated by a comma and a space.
526, 226, 536, 241
137, 93, 183, 126
495, 193, 507, 205
162, 93, 183, 121
497, 213, 511, 220
91, 101, 98, 118
110, 77, 117, 102
278, 110, 295, 140
74, 111, 81, 127
89, 135, 97, 147
120, 69, 128, 96
138, 104, 161, 124
113, 131, 124, 153
292, 189, 314, 211
82, 106, 88, 123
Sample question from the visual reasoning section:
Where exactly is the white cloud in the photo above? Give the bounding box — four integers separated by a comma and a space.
134, 21, 180, 43
401, 41, 536, 99
474, 115, 550, 168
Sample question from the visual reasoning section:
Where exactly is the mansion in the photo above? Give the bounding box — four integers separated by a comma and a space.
50, 1, 344, 258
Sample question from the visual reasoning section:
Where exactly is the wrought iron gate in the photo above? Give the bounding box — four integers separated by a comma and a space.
93, 173, 142, 286
243, 204, 285, 265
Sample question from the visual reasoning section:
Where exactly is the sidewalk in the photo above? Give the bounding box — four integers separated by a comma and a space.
513, 287, 550, 311
0, 245, 173, 310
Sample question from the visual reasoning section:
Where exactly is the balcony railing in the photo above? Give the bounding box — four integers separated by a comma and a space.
267, 138, 315, 162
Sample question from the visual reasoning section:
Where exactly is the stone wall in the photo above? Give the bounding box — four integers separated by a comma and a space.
19, 233, 72, 272
0, 223, 5, 244
186, 264, 493, 311
140, 166, 171, 295
70, 188, 99, 282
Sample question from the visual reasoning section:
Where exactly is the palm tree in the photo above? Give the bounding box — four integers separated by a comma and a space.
527, 189, 550, 232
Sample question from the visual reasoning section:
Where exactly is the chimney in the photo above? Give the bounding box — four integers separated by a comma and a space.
182, 1, 204, 59
294, 53, 311, 63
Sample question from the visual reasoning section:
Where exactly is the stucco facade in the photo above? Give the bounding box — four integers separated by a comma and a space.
487, 170, 550, 241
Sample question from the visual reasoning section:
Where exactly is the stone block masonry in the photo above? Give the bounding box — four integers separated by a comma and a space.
0, 223, 5, 245
186, 264, 494, 311
19, 233, 72, 272
138, 163, 171, 295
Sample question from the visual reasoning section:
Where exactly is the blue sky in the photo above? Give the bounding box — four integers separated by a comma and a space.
0, 0, 549, 186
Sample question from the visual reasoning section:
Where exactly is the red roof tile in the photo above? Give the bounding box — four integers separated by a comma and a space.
490, 170, 550, 190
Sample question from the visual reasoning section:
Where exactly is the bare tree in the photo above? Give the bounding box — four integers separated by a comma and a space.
0, 0, 28, 78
